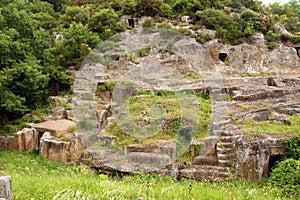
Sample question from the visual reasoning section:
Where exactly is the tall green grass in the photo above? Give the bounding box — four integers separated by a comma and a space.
0, 151, 289, 200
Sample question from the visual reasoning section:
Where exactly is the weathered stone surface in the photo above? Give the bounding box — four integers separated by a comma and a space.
180, 165, 230, 181
33, 119, 76, 137
193, 156, 218, 165
40, 133, 84, 162
16, 128, 38, 152
81, 150, 113, 161
268, 112, 291, 125
0, 176, 12, 200
235, 134, 289, 180
70, 134, 85, 161
0, 128, 38, 152
127, 152, 171, 168
268, 45, 300, 75
40, 139, 71, 162
125, 141, 176, 160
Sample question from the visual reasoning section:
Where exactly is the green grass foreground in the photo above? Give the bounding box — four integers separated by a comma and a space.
0, 151, 288, 200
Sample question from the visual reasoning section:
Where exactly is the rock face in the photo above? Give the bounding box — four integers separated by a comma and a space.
0, 176, 12, 200
204, 39, 300, 76
236, 135, 287, 180
0, 128, 38, 152
40, 133, 84, 163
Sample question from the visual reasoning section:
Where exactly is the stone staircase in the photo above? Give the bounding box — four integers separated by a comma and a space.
179, 129, 237, 181
216, 133, 236, 168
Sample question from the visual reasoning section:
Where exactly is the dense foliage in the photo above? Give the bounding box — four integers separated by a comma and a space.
269, 158, 300, 198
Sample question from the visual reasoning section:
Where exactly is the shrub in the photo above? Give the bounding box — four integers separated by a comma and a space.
265, 30, 279, 42
292, 35, 300, 44
284, 135, 300, 160
241, 9, 266, 33
175, 28, 192, 36
216, 24, 244, 45
196, 9, 233, 30
142, 19, 155, 28
241, 9, 259, 19
138, 47, 150, 57
279, 34, 291, 43
268, 158, 300, 198
266, 42, 278, 50
159, 3, 173, 18
195, 33, 213, 44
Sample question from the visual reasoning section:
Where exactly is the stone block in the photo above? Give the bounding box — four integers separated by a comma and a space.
0, 176, 12, 200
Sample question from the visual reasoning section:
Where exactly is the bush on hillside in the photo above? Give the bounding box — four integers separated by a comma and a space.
268, 158, 300, 198
196, 9, 233, 30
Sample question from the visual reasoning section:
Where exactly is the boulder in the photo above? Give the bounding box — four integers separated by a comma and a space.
33, 119, 76, 137
268, 112, 291, 125
40, 139, 71, 163
0, 128, 38, 152
0, 176, 12, 200
40, 133, 84, 163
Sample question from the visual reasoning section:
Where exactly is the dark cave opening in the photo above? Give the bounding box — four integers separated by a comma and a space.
218, 53, 228, 62
128, 18, 135, 28
268, 155, 282, 177
295, 47, 300, 57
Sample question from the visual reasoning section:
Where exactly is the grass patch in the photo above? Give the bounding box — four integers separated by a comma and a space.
99, 90, 211, 161
247, 115, 300, 136
0, 151, 288, 200
105, 91, 211, 148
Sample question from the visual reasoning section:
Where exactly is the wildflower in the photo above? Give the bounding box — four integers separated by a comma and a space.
189, 183, 193, 189
138, 197, 143, 200
146, 180, 150, 185
155, 179, 160, 184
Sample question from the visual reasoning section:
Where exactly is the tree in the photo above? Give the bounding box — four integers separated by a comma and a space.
0, 59, 49, 121
136, 0, 163, 17
5, 59, 49, 108
56, 22, 100, 68
61, 6, 91, 26
42, 0, 66, 12
122, 0, 137, 15
196, 9, 233, 30
89, 8, 119, 33
172, 0, 208, 16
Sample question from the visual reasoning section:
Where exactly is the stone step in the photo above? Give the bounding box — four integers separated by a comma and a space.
216, 147, 233, 154
212, 130, 234, 137
211, 94, 228, 101
211, 119, 231, 129
192, 156, 218, 166
217, 142, 233, 149
217, 153, 232, 160
218, 136, 234, 143
218, 159, 233, 167
179, 165, 232, 181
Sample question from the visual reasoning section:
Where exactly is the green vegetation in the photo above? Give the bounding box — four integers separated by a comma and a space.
0, 151, 289, 200
269, 159, 300, 199
284, 135, 300, 160
95, 90, 210, 159
247, 115, 300, 136
97, 81, 117, 92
